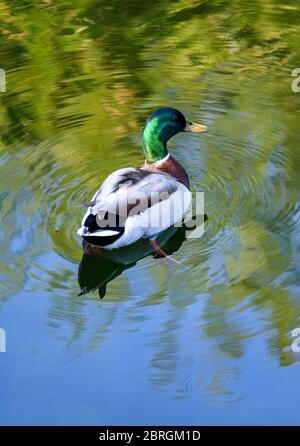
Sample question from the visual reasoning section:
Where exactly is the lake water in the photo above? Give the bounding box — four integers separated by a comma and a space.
0, 0, 300, 425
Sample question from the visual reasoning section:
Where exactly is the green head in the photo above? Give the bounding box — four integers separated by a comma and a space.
142, 107, 207, 163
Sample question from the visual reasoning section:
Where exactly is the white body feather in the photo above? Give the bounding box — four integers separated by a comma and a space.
77, 168, 191, 249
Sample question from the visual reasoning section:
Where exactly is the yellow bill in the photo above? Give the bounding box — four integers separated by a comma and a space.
184, 122, 207, 133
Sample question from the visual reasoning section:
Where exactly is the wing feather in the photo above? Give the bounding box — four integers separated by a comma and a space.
88, 168, 180, 219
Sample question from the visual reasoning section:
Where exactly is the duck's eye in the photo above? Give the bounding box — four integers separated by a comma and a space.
171, 116, 179, 122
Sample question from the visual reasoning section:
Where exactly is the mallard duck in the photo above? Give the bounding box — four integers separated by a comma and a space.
77, 107, 207, 257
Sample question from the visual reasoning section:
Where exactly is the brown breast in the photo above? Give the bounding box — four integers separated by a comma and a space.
141, 155, 190, 189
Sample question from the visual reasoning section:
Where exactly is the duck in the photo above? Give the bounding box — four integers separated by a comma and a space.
77, 107, 207, 258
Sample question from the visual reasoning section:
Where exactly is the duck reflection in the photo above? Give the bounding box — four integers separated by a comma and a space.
78, 225, 188, 298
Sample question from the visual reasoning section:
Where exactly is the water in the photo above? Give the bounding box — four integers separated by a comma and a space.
1, 0, 300, 425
